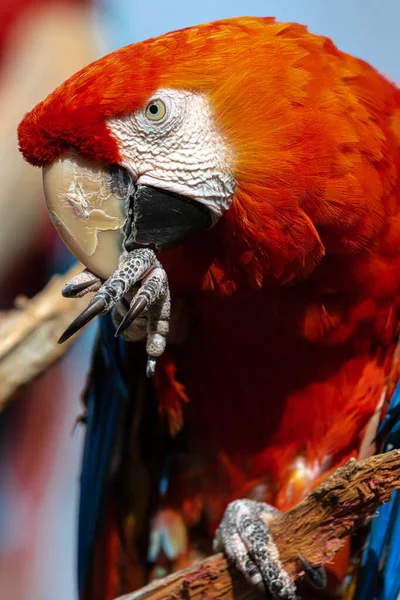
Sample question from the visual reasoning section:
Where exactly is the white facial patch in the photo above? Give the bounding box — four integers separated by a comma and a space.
107, 89, 235, 221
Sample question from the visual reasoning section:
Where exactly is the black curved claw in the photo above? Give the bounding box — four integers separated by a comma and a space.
58, 297, 106, 343
62, 279, 98, 298
297, 554, 327, 590
115, 295, 148, 337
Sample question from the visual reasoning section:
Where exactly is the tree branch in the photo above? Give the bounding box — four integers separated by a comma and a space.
116, 450, 400, 600
0, 263, 90, 409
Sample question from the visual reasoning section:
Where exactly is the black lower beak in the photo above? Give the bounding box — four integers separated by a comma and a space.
124, 185, 212, 253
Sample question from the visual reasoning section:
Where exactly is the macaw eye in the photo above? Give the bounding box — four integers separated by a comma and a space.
145, 99, 166, 121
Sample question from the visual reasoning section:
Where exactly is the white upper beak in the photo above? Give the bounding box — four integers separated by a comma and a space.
43, 150, 132, 278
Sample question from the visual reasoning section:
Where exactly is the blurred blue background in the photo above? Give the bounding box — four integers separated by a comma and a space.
0, 1, 399, 599
97, 0, 400, 80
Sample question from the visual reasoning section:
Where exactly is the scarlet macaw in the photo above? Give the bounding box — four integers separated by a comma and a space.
17, 16, 400, 600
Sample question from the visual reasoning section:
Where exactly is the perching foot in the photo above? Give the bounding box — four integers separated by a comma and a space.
213, 499, 297, 599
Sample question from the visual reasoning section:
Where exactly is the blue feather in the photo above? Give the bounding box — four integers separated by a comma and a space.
77, 313, 128, 596
355, 383, 400, 600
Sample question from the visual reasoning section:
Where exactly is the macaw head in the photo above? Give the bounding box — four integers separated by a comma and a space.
20, 16, 384, 290
19, 19, 240, 280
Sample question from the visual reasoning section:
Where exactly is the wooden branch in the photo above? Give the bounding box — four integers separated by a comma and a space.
0, 263, 91, 409
116, 450, 400, 600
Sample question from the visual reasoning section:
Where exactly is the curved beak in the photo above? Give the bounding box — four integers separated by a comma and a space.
43, 151, 131, 279
43, 152, 213, 279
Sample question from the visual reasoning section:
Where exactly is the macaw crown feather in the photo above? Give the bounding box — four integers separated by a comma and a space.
18, 16, 400, 289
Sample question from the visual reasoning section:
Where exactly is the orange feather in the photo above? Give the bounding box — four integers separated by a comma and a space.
18, 16, 400, 598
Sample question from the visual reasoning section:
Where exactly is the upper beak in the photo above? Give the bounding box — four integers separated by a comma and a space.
43, 151, 212, 279
43, 150, 131, 279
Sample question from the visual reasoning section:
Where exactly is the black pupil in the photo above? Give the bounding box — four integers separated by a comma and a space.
149, 104, 159, 115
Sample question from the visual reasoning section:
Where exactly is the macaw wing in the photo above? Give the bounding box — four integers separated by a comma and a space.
78, 313, 130, 595
78, 313, 170, 600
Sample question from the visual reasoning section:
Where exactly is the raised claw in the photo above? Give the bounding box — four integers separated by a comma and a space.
62, 268, 101, 298
62, 279, 98, 298
297, 554, 326, 590
59, 249, 171, 370
58, 297, 107, 343
115, 295, 148, 337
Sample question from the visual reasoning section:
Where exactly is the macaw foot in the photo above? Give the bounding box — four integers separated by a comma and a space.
214, 499, 327, 598
59, 249, 170, 376
213, 499, 297, 599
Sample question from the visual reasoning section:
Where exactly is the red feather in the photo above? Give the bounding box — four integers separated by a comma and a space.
18, 15, 400, 597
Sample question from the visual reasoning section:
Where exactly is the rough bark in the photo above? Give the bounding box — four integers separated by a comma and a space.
116, 450, 400, 600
